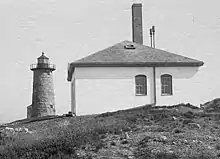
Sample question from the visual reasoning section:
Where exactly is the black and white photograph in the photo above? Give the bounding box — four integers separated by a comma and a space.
0, 0, 220, 158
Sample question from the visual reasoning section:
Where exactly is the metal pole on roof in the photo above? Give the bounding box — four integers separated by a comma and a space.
152, 26, 155, 48
150, 28, 153, 48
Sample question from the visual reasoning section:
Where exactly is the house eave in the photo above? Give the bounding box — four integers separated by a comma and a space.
67, 61, 204, 82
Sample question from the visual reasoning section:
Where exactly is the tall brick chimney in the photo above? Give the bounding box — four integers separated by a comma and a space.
132, 3, 143, 44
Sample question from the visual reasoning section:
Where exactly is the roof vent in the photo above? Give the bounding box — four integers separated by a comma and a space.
124, 44, 136, 49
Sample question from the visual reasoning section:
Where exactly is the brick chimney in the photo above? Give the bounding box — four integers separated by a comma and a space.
132, 3, 143, 44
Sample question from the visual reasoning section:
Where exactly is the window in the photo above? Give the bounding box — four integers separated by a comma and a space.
135, 75, 147, 95
161, 74, 173, 95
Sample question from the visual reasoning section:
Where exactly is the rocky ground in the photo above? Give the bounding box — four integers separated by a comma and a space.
1, 99, 220, 158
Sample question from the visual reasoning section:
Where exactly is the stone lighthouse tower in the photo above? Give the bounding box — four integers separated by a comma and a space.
27, 52, 56, 118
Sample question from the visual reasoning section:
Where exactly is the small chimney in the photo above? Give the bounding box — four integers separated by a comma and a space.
132, 3, 143, 44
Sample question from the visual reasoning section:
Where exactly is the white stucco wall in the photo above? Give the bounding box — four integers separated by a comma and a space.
155, 67, 199, 106
72, 67, 154, 115
71, 66, 200, 115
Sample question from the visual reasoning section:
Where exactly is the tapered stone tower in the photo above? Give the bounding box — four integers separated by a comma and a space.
27, 52, 56, 118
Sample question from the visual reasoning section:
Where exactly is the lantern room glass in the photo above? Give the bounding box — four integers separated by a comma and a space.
38, 58, 49, 64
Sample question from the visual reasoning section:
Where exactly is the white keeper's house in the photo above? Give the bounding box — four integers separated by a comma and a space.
67, 3, 204, 115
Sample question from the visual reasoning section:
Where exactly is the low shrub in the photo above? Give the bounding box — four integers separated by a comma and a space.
125, 115, 138, 123
134, 146, 152, 159
154, 151, 179, 159
150, 112, 170, 121
173, 128, 184, 134
94, 140, 105, 152
96, 112, 114, 118
182, 119, 194, 125
215, 143, 220, 150
150, 125, 165, 132
183, 111, 195, 119
110, 141, 116, 146
121, 139, 129, 145
187, 153, 216, 159
99, 134, 106, 139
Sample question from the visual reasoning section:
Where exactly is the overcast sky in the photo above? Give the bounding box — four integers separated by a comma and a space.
1, 0, 220, 123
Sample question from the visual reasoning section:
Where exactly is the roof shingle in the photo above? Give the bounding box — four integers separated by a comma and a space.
67, 40, 204, 81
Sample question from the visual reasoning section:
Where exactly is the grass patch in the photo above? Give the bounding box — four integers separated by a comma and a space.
2, 101, 220, 158
0, 116, 129, 159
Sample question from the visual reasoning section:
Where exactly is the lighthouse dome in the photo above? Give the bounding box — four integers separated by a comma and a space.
37, 52, 49, 64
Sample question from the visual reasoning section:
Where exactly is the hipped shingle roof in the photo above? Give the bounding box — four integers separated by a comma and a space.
67, 40, 204, 81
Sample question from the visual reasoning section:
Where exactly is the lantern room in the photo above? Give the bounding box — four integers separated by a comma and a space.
37, 52, 49, 64
30, 52, 56, 71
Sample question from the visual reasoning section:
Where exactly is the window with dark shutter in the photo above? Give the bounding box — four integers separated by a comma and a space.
161, 74, 173, 96
135, 75, 147, 96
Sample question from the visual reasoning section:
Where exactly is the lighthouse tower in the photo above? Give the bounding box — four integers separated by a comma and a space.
27, 52, 56, 118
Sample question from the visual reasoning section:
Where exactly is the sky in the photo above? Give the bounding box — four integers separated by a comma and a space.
1, 0, 220, 123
